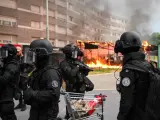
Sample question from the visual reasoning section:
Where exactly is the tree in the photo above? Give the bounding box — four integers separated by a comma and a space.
149, 32, 160, 45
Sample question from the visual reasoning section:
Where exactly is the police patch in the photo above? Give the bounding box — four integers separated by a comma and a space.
125, 69, 129, 73
52, 81, 58, 88
122, 77, 131, 87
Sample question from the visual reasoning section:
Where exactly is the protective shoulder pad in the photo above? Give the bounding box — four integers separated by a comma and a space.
123, 60, 150, 73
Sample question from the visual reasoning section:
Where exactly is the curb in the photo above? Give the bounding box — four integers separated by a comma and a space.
88, 73, 114, 76
94, 89, 116, 91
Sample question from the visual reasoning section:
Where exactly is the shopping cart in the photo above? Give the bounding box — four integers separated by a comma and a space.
61, 92, 107, 120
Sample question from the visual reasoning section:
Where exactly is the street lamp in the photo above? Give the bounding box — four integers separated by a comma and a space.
46, 0, 49, 40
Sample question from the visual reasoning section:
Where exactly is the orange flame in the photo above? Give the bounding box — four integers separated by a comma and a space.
142, 41, 149, 47
142, 41, 151, 52
87, 60, 122, 69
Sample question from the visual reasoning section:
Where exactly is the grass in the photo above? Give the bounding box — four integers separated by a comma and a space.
89, 68, 121, 75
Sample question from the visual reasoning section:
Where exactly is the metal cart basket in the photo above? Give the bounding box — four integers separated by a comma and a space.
61, 92, 107, 120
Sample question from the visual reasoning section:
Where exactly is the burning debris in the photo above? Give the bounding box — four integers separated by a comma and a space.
87, 60, 122, 69
142, 41, 151, 53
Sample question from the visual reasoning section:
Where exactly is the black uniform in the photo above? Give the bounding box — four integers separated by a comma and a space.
60, 44, 94, 93
60, 44, 94, 119
114, 32, 152, 120
0, 44, 20, 120
117, 52, 151, 120
23, 39, 62, 120
61, 59, 82, 92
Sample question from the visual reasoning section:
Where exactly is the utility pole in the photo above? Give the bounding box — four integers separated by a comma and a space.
66, 0, 68, 42
46, 0, 49, 40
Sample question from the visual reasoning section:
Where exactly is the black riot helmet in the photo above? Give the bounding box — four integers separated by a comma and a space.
114, 31, 142, 54
25, 39, 53, 66
0, 44, 17, 59
61, 44, 80, 59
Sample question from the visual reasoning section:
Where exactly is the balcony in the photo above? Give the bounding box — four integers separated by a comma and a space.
56, 0, 67, 8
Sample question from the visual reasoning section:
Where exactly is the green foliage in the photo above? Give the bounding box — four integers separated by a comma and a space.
89, 68, 121, 75
150, 32, 160, 45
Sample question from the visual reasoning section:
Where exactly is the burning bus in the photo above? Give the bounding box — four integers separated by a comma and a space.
76, 40, 122, 69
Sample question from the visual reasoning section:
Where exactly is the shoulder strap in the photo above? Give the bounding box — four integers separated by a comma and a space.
123, 60, 150, 73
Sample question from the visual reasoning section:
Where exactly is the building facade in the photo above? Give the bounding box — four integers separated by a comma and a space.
0, 0, 129, 47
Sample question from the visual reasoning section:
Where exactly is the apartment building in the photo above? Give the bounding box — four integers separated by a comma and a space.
0, 0, 129, 47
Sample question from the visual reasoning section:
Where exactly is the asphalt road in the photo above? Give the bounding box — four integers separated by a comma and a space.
1, 73, 120, 120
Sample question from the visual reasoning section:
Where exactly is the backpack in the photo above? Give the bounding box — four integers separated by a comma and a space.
123, 60, 160, 120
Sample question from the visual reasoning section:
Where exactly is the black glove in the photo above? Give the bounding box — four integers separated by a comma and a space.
23, 88, 38, 101
84, 77, 94, 92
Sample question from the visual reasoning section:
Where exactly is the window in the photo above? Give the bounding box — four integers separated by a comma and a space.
0, 0, 17, 9
0, 16, 17, 27
49, 10, 54, 17
68, 3, 73, 9
57, 26, 66, 34
0, 34, 17, 43
69, 16, 73, 21
12, 22, 17, 27
3, 40, 11, 43
57, 13, 66, 20
48, 0, 55, 2
57, 0, 66, 7
31, 21, 40, 29
49, 25, 55, 31
31, 5, 40, 13
77, 0, 85, 4
67, 28, 73, 35
44, 9, 55, 17
84, 24, 89, 29
43, 24, 54, 31
3, 21, 11, 26
0, 20, 2, 25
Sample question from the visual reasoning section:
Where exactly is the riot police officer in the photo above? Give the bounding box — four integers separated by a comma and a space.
114, 32, 152, 120
23, 39, 62, 120
0, 44, 20, 120
60, 44, 94, 119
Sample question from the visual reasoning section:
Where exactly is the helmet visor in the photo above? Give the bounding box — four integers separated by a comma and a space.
23, 47, 36, 64
71, 50, 78, 59
0, 48, 9, 58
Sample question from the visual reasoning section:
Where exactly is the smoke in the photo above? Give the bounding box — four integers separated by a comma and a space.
126, 0, 160, 36
96, 0, 160, 35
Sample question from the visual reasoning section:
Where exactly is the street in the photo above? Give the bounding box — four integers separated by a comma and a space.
3, 73, 120, 120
